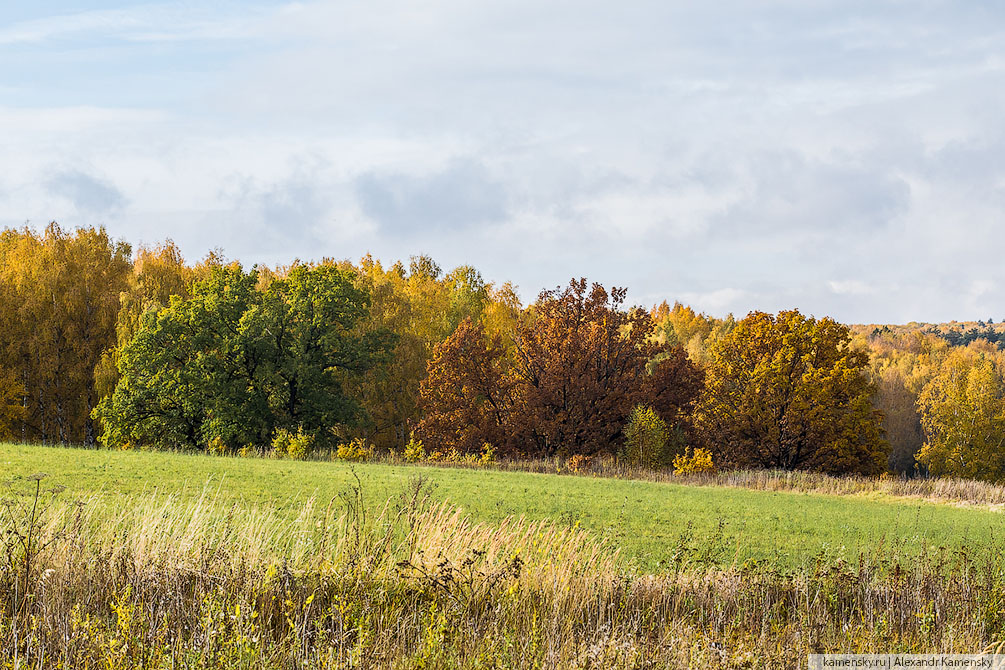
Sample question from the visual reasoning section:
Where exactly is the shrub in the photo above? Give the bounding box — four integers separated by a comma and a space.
271, 429, 292, 455
673, 447, 715, 475
336, 437, 373, 462
478, 443, 496, 466
400, 438, 492, 466
271, 428, 314, 460
404, 434, 427, 462
621, 404, 671, 468
207, 436, 227, 455
566, 454, 593, 473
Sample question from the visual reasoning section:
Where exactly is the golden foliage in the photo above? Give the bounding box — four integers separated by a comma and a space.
673, 447, 716, 475
0, 224, 132, 444
916, 347, 1005, 481
621, 404, 673, 469
698, 310, 887, 475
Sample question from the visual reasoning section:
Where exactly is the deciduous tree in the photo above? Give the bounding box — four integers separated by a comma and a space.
96, 263, 393, 453
916, 346, 1005, 481
0, 224, 131, 444
415, 318, 515, 454
417, 279, 704, 459
698, 310, 887, 474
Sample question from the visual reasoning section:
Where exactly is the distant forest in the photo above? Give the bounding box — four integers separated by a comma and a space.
2, 223, 1004, 481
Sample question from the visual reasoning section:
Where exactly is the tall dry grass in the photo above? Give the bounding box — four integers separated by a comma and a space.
2, 473, 1004, 669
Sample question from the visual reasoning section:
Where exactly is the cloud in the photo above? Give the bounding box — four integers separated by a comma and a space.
828, 280, 873, 296
354, 159, 509, 235
0, 4, 265, 45
676, 288, 751, 315
45, 168, 126, 217
711, 150, 912, 239
209, 158, 342, 262
1, 2, 1005, 323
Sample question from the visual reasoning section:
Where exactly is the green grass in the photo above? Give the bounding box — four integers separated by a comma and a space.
2, 442, 1002, 571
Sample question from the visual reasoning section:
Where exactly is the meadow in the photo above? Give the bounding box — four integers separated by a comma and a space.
4, 443, 1005, 668
1, 442, 1002, 571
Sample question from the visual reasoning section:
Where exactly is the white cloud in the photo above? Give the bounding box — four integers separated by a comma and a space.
677, 288, 751, 315
828, 280, 874, 296
0, 4, 267, 45
45, 168, 126, 216
1, 1, 1004, 323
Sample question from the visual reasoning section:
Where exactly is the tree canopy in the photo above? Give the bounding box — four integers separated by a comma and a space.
417, 279, 704, 459
916, 347, 1005, 481
698, 310, 887, 475
95, 263, 394, 453
9, 222, 1005, 481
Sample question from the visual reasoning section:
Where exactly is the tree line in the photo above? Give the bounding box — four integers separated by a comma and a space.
1, 223, 1003, 480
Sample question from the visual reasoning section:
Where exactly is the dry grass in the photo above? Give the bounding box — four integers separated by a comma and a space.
2, 474, 1005, 669
410, 455, 1005, 509
670, 469, 1005, 507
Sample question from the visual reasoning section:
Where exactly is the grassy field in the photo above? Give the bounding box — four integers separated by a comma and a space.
2, 442, 1001, 571
5, 442, 1005, 667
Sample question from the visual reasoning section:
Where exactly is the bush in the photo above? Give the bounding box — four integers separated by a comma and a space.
271, 429, 291, 454
207, 436, 228, 455
566, 454, 593, 473
621, 405, 671, 468
673, 447, 715, 475
477, 442, 496, 466
336, 437, 373, 462
271, 428, 314, 460
403, 434, 426, 462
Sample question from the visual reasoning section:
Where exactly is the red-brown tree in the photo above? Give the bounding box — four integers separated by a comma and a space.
417, 279, 704, 458
415, 317, 515, 455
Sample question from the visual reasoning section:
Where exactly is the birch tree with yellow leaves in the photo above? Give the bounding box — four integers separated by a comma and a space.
916, 346, 1005, 481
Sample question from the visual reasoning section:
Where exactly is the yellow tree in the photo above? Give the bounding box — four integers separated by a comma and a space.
698, 310, 887, 474
344, 256, 426, 449
859, 329, 950, 475
651, 301, 733, 366
480, 281, 523, 356
916, 346, 1005, 481
344, 255, 494, 449
0, 368, 25, 440
0, 223, 131, 444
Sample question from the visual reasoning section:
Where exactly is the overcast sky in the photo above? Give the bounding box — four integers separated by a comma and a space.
2, 1, 1003, 323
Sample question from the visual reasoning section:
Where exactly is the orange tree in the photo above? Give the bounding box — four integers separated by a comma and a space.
417, 279, 704, 458
415, 317, 515, 455
698, 310, 887, 474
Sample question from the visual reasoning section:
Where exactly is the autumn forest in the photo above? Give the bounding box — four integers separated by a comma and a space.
2, 222, 1003, 481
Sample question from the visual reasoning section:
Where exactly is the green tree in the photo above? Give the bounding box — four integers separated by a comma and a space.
93, 240, 196, 418
95, 263, 392, 453
699, 310, 887, 475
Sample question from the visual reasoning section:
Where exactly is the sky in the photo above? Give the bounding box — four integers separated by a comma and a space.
1, 1, 1004, 323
